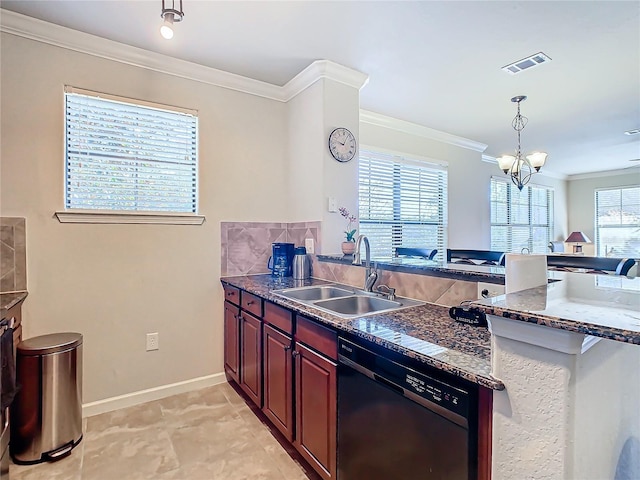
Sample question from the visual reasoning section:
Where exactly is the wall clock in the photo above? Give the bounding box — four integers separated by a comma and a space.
328, 127, 357, 163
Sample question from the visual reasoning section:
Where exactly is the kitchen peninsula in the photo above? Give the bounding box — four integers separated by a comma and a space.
221, 268, 639, 480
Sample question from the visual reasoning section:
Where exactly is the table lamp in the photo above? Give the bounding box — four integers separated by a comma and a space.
565, 231, 591, 254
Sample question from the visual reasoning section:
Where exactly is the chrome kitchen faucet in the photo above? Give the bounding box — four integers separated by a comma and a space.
352, 235, 378, 292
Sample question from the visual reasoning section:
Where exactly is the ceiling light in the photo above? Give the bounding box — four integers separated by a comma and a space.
502, 52, 551, 75
624, 129, 640, 136
160, 0, 184, 40
496, 95, 548, 191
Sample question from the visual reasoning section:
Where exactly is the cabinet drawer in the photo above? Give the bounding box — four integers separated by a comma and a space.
241, 291, 263, 317
264, 302, 293, 334
295, 315, 337, 361
223, 285, 240, 306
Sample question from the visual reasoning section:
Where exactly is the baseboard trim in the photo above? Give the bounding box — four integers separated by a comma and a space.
82, 372, 226, 418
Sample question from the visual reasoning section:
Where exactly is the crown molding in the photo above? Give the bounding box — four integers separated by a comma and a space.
0, 9, 369, 103
360, 110, 488, 153
567, 165, 640, 181
283, 60, 369, 101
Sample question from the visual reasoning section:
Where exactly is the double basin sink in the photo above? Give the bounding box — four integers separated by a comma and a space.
272, 284, 424, 319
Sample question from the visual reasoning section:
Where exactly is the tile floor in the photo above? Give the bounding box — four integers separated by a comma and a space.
10, 382, 312, 480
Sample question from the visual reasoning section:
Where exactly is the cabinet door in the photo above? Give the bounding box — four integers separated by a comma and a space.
223, 301, 240, 384
294, 343, 337, 480
262, 324, 294, 441
240, 311, 263, 407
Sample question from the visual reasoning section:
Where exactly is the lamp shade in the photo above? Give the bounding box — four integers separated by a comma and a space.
565, 231, 591, 243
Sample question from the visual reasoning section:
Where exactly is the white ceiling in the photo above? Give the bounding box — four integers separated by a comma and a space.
2, 0, 639, 177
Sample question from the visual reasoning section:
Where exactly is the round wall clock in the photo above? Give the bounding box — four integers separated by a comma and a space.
328, 127, 357, 163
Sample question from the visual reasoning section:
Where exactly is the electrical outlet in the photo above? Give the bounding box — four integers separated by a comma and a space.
305, 238, 315, 254
146, 332, 159, 351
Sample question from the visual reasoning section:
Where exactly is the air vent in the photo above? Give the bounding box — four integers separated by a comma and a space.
624, 129, 640, 136
502, 52, 552, 75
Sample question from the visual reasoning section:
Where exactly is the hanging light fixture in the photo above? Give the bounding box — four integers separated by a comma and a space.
160, 0, 184, 40
496, 95, 548, 191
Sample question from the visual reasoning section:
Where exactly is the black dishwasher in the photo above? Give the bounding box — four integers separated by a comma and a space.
337, 336, 478, 480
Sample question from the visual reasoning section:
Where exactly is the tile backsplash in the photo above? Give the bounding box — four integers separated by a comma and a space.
0, 217, 27, 292
310, 256, 478, 307
221, 221, 321, 276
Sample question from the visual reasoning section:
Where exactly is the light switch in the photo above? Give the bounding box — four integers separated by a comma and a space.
328, 197, 337, 212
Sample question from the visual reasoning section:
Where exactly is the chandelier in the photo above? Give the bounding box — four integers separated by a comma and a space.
160, 0, 184, 40
496, 95, 547, 191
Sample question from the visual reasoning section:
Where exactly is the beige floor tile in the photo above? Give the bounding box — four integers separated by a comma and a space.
10, 382, 312, 480
82, 426, 179, 479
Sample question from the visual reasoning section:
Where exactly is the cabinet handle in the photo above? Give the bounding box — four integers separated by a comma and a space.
227, 292, 235, 296
246, 300, 255, 305
284, 345, 291, 351
291, 350, 299, 358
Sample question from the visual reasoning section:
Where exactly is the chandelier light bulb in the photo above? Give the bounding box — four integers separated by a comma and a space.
160, 20, 174, 39
526, 152, 548, 171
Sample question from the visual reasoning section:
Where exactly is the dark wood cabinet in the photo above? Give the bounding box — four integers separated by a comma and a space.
294, 343, 337, 480
239, 310, 262, 407
223, 301, 240, 383
294, 315, 338, 480
262, 323, 294, 441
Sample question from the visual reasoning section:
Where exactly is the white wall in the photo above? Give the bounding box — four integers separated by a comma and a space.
0, 33, 289, 403
568, 168, 640, 254
573, 339, 640, 479
359, 120, 568, 250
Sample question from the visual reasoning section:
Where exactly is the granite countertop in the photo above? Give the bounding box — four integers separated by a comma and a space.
0, 291, 28, 318
220, 274, 504, 390
317, 254, 507, 284
471, 272, 640, 345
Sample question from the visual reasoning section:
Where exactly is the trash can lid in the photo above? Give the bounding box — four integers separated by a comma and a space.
18, 332, 83, 355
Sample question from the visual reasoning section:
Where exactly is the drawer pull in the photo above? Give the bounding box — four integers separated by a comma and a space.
246, 300, 255, 305
227, 292, 235, 296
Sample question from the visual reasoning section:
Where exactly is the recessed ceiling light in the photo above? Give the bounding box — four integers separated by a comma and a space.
624, 129, 640, 136
502, 52, 552, 75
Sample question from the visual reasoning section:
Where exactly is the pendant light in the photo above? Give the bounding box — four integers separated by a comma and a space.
160, 0, 184, 40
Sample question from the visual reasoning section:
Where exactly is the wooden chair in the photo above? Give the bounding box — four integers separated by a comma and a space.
394, 247, 437, 260
446, 249, 506, 266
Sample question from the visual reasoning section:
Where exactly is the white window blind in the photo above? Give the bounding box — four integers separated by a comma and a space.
65, 88, 198, 213
490, 177, 554, 253
358, 150, 448, 261
595, 186, 640, 258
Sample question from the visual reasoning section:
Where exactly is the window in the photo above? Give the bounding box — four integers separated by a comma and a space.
595, 186, 640, 257
490, 177, 554, 254
64, 87, 198, 214
358, 149, 448, 261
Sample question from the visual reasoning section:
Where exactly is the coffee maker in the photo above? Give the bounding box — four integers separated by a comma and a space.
268, 243, 295, 277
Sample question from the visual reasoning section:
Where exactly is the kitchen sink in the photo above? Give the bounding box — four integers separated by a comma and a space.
276, 285, 355, 301
272, 283, 424, 318
314, 295, 402, 315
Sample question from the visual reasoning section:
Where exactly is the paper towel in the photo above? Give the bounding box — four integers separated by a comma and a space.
505, 254, 548, 294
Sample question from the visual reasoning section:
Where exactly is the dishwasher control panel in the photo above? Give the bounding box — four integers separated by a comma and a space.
338, 337, 470, 419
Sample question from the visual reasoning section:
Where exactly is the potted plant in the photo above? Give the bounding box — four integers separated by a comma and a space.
339, 207, 358, 255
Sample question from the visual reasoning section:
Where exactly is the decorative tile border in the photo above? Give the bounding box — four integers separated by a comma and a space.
221, 221, 321, 276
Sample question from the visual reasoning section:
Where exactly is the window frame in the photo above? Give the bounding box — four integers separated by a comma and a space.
358, 148, 448, 261
490, 177, 554, 254
57, 86, 204, 225
594, 185, 640, 257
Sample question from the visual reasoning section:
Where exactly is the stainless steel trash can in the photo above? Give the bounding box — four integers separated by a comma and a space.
11, 333, 83, 464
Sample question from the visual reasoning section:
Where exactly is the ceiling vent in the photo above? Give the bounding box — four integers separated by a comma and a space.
502, 52, 552, 75
624, 129, 640, 136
